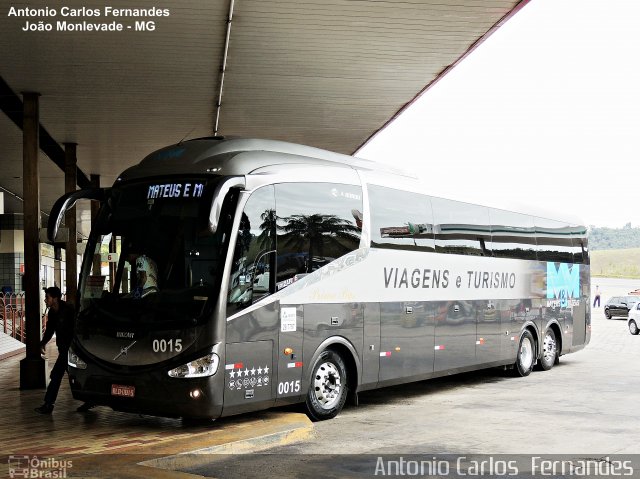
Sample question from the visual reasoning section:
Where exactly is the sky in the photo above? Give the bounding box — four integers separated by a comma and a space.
357, 0, 638, 228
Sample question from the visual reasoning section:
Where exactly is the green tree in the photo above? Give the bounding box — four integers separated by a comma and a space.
278, 214, 360, 271
257, 208, 276, 250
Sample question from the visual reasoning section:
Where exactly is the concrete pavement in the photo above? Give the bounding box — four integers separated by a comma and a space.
0, 346, 313, 478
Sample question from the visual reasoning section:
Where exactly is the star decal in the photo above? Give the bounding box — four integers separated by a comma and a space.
243, 368, 250, 377
250, 367, 256, 376
263, 365, 269, 374
257, 366, 263, 375
229, 370, 236, 378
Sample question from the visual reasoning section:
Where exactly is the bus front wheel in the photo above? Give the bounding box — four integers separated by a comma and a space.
305, 350, 348, 421
514, 330, 535, 377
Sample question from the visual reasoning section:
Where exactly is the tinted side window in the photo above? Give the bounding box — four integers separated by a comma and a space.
431, 197, 491, 256
534, 217, 574, 263
275, 183, 362, 290
368, 185, 435, 252
488, 209, 537, 260
227, 186, 276, 314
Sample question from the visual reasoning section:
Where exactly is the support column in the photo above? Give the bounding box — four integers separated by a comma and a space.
64, 143, 78, 306
54, 246, 62, 287
19, 92, 46, 389
109, 236, 117, 293
90, 174, 101, 275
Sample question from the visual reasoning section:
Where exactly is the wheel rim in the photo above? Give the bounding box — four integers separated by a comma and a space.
631, 322, 638, 335
312, 361, 342, 410
519, 337, 534, 370
542, 331, 557, 364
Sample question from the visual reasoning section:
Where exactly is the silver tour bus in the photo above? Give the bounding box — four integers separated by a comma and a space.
49, 138, 590, 420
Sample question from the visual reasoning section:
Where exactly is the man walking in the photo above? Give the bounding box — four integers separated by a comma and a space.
593, 285, 601, 307
34, 286, 75, 414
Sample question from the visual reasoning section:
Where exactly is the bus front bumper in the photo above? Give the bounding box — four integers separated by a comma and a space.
68, 366, 224, 419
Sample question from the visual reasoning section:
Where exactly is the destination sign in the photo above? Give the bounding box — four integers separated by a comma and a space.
147, 182, 204, 199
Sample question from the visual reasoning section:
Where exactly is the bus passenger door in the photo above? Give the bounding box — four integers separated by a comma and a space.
276, 304, 304, 402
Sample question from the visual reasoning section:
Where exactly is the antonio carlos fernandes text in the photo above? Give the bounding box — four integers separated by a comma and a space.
373, 456, 634, 476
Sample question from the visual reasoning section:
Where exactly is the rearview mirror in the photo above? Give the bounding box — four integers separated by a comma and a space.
48, 188, 108, 242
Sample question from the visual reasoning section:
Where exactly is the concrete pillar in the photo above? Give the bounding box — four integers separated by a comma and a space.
64, 143, 78, 306
19, 92, 47, 389
90, 174, 101, 276
54, 246, 62, 287
109, 236, 117, 292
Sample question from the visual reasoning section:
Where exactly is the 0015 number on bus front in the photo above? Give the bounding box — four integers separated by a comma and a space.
152, 338, 182, 353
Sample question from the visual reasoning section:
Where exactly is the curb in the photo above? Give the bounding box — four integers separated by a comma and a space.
65, 412, 314, 478
140, 419, 314, 472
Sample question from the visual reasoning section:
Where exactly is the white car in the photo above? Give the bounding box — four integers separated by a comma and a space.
628, 301, 640, 335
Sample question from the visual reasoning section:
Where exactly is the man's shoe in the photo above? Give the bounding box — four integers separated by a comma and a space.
34, 403, 54, 414
76, 402, 96, 412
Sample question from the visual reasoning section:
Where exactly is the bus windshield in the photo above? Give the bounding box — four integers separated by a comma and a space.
78, 178, 234, 327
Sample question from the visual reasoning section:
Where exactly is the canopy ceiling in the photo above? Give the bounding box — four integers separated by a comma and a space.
0, 0, 528, 236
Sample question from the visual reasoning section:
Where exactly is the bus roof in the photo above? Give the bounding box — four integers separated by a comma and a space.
117, 137, 584, 227
119, 137, 414, 181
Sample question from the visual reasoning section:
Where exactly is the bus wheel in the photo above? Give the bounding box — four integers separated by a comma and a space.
629, 320, 639, 335
514, 330, 535, 377
539, 328, 557, 371
305, 350, 348, 421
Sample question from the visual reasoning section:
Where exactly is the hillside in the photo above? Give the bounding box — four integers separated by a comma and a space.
589, 225, 640, 250
590, 248, 640, 279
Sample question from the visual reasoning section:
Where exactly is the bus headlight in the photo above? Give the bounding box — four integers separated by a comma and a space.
68, 348, 87, 369
168, 352, 219, 378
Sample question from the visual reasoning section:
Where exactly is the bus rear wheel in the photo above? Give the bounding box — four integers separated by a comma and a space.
513, 330, 535, 377
305, 350, 348, 421
539, 328, 557, 371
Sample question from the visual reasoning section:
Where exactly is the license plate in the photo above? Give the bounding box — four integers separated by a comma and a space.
111, 384, 135, 398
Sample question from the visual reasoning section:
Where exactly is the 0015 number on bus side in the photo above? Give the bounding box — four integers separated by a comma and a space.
277, 380, 301, 395
152, 338, 182, 353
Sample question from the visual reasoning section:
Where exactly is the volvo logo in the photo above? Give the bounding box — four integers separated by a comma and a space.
114, 340, 137, 361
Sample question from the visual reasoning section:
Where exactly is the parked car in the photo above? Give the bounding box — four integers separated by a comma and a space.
628, 302, 640, 335
604, 296, 639, 319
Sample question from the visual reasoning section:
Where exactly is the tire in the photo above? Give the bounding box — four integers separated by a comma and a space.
605, 309, 611, 319
513, 330, 535, 377
539, 328, 558, 371
629, 320, 640, 336
305, 350, 348, 421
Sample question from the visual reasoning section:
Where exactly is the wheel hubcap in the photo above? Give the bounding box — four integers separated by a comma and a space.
543, 332, 557, 363
313, 362, 342, 410
631, 322, 638, 334
519, 337, 533, 370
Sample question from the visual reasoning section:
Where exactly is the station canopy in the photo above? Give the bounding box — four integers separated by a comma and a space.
0, 0, 527, 236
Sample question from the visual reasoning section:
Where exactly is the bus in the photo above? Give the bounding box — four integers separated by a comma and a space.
49, 137, 590, 421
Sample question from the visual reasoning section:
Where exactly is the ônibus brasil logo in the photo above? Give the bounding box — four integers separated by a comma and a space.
546, 262, 580, 308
